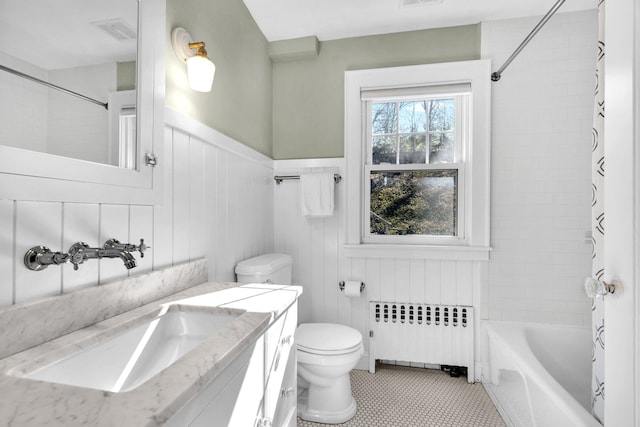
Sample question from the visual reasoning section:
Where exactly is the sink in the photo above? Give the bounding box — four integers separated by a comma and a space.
16, 304, 243, 393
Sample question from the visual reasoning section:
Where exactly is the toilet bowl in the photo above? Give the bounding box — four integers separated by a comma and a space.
234, 254, 363, 425
296, 323, 363, 424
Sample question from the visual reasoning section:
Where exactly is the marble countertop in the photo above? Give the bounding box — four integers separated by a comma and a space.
0, 280, 301, 426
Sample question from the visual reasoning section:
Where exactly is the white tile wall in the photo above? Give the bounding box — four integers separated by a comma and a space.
0, 109, 274, 308
482, 10, 596, 326
0, 53, 48, 153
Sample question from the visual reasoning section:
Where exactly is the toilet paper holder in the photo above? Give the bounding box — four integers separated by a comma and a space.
338, 281, 365, 293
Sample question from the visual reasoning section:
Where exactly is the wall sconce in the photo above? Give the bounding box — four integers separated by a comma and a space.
171, 27, 216, 92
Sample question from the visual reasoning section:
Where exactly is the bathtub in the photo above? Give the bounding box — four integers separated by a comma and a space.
482, 321, 601, 427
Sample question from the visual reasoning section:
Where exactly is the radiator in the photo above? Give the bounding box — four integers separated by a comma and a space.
369, 302, 475, 383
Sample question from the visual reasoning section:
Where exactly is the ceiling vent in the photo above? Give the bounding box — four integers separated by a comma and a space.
91, 19, 137, 41
400, 0, 443, 8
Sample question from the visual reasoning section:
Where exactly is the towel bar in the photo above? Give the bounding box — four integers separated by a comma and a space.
274, 174, 342, 185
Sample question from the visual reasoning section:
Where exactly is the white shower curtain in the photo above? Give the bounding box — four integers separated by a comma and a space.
591, 0, 605, 423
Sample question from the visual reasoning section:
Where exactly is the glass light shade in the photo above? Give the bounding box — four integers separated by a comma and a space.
186, 55, 215, 92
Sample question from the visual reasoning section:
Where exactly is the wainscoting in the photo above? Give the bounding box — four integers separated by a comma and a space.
273, 159, 485, 374
0, 108, 274, 307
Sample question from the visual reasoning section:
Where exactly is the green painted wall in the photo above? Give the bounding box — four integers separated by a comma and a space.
272, 25, 481, 160
116, 61, 136, 91
166, 0, 272, 156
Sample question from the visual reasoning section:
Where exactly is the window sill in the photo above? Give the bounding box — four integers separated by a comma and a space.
343, 243, 491, 261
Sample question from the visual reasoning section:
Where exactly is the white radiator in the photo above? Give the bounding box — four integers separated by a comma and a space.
369, 301, 475, 383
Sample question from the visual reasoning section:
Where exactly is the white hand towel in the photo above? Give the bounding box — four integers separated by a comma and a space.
300, 173, 334, 217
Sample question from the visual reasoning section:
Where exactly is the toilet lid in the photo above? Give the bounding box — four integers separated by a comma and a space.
296, 323, 362, 355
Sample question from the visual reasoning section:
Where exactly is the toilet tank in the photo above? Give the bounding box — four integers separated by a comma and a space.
235, 254, 293, 285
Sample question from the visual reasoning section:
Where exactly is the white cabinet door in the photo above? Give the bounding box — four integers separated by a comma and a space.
165, 336, 264, 427
191, 336, 265, 427
272, 349, 297, 427
263, 302, 297, 423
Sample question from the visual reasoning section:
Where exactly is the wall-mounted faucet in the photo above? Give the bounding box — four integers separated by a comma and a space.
24, 239, 149, 271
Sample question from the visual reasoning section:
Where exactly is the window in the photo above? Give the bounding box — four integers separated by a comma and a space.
344, 61, 491, 259
363, 86, 469, 244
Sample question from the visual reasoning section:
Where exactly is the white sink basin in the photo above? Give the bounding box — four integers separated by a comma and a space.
18, 305, 242, 393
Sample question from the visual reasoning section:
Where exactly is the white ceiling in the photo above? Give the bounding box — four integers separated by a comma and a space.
0, 0, 136, 70
242, 0, 596, 42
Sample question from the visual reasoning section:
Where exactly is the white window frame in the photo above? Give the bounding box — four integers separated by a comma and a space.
363, 90, 469, 245
344, 60, 491, 260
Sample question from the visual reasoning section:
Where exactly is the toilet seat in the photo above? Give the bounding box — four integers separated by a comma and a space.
296, 323, 362, 355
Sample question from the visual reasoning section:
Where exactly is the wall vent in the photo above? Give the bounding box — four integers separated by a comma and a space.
91, 19, 137, 41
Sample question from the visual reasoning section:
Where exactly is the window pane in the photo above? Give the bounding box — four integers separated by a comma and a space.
399, 101, 426, 133
372, 135, 397, 165
429, 132, 455, 163
370, 170, 457, 236
399, 134, 426, 164
371, 103, 397, 134
428, 99, 455, 132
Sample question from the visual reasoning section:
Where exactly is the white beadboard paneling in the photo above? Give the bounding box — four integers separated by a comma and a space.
408, 259, 426, 303
153, 127, 175, 270
189, 138, 205, 261
0, 200, 14, 305
213, 149, 230, 282
456, 261, 474, 306
99, 204, 130, 283
130, 205, 154, 274
274, 159, 486, 370
440, 261, 457, 305
424, 260, 442, 304
379, 259, 395, 303
1, 112, 274, 309
217, 151, 237, 281
348, 257, 367, 334
62, 203, 100, 292
15, 201, 62, 303
394, 259, 411, 303
308, 216, 325, 324
337, 256, 351, 327
204, 144, 218, 280
172, 130, 191, 265
325, 214, 341, 324
365, 258, 381, 302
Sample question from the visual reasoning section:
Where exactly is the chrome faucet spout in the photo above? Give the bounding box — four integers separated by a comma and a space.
68, 239, 144, 271
97, 248, 137, 269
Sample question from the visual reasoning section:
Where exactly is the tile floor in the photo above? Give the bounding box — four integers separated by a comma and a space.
297, 364, 506, 427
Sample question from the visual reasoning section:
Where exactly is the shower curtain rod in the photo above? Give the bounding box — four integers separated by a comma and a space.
0, 64, 108, 109
491, 0, 566, 82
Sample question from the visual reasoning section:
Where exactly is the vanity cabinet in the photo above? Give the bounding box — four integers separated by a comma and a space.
167, 300, 298, 427
258, 301, 297, 427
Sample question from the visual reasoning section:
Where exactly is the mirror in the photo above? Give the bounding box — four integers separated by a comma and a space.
0, 0, 164, 203
0, 0, 138, 168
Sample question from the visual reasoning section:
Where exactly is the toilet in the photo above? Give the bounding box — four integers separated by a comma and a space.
235, 253, 363, 424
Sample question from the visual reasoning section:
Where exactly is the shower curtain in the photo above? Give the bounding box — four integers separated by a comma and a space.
591, 0, 605, 423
